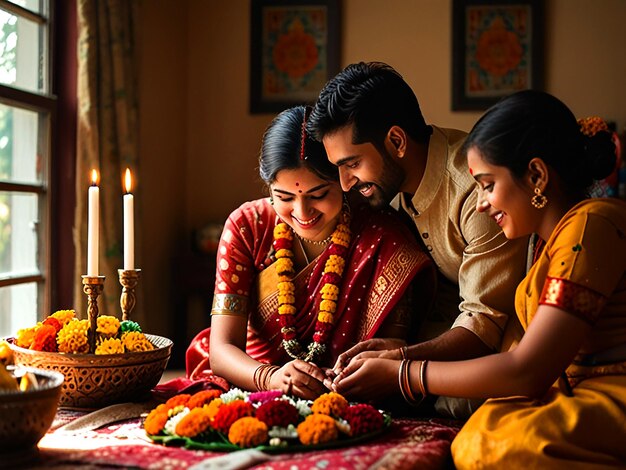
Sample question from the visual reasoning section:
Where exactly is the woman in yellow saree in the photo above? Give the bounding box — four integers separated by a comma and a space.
330, 91, 626, 467
186, 106, 434, 400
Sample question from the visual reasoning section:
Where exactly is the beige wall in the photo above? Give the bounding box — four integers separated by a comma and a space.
138, 0, 626, 350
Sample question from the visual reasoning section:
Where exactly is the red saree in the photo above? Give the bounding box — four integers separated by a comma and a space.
186, 198, 434, 378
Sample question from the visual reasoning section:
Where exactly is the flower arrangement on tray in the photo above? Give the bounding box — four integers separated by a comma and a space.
145, 388, 390, 452
12, 309, 154, 354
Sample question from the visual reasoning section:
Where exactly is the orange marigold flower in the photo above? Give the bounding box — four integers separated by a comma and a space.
187, 389, 222, 409
213, 400, 254, 434
42, 316, 62, 333
228, 417, 268, 448
311, 391, 348, 417
204, 398, 223, 420
31, 324, 58, 352
144, 404, 170, 435
175, 407, 213, 438
165, 394, 191, 409
297, 413, 338, 445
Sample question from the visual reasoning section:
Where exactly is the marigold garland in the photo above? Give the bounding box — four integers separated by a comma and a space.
273, 211, 351, 362
144, 403, 170, 435
228, 417, 268, 447
187, 389, 222, 409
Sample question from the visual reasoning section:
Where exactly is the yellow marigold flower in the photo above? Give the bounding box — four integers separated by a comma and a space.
204, 398, 223, 421
57, 319, 89, 353
311, 391, 349, 417
276, 258, 294, 275
15, 326, 37, 348
278, 274, 291, 282
318, 312, 334, 324
96, 315, 120, 337
50, 309, 76, 326
121, 331, 154, 352
95, 338, 124, 355
278, 304, 297, 315
278, 281, 295, 294
275, 249, 293, 259
320, 284, 340, 300
278, 294, 295, 304
297, 414, 338, 445
175, 407, 214, 438
319, 300, 336, 314
273, 223, 293, 240
228, 417, 268, 448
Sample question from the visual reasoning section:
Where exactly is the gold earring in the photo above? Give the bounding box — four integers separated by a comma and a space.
531, 187, 547, 209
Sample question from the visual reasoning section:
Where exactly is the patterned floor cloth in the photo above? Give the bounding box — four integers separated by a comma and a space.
25, 409, 461, 469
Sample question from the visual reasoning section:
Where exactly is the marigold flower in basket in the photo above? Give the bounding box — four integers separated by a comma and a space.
95, 338, 124, 355
57, 319, 90, 353
297, 413, 338, 445
15, 326, 37, 349
311, 391, 349, 417
341, 403, 384, 436
96, 315, 120, 338
50, 309, 76, 326
256, 399, 299, 428
175, 407, 214, 438
31, 324, 58, 352
42, 316, 62, 333
121, 331, 154, 352
187, 389, 222, 409
213, 400, 254, 434
229, 417, 268, 448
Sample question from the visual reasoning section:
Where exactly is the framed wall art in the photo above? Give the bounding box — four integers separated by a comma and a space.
452, 0, 544, 111
250, 0, 340, 114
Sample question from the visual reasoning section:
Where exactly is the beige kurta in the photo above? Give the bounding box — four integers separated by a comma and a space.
400, 125, 529, 351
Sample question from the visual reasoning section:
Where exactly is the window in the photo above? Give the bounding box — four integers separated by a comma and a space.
0, 0, 53, 337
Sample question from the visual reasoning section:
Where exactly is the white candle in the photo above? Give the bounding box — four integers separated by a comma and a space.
123, 168, 135, 270
87, 169, 99, 276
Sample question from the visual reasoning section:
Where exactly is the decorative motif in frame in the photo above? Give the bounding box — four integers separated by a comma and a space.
452, 0, 544, 111
250, 0, 340, 114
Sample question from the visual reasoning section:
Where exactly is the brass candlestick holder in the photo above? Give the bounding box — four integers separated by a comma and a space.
82, 275, 106, 353
118, 269, 141, 321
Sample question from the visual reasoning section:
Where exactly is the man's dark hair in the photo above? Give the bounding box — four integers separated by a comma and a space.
307, 62, 431, 148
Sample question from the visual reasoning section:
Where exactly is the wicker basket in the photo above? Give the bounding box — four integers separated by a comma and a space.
10, 334, 172, 409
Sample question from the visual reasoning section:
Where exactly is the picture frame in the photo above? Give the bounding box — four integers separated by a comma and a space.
250, 0, 340, 114
452, 0, 544, 111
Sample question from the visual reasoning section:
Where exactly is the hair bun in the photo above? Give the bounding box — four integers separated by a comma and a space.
577, 117, 617, 181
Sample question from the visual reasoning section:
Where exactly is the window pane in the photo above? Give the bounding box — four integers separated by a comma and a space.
0, 103, 43, 185
0, 191, 39, 276
5, 1, 42, 15
0, 7, 46, 94
0, 281, 37, 338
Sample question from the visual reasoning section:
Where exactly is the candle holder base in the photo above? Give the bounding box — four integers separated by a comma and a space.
118, 269, 141, 321
82, 275, 105, 354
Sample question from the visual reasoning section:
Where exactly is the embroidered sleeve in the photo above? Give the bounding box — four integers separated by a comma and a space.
539, 277, 607, 324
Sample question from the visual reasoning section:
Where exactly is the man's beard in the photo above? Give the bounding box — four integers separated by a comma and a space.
356, 148, 404, 209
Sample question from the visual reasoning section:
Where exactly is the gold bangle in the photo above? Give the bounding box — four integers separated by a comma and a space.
400, 345, 408, 360
417, 360, 429, 397
253, 363, 279, 391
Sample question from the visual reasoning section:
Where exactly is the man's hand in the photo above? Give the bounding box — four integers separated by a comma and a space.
332, 338, 406, 376
269, 359, 328, 400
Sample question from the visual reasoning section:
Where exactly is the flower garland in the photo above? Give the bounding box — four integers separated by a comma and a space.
144, 388, 388, 450
273, 212, 351, 362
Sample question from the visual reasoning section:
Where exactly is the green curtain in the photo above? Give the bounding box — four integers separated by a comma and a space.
74, 0, 141, 324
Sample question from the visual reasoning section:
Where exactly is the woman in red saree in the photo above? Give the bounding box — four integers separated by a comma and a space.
186, 106, 434, 399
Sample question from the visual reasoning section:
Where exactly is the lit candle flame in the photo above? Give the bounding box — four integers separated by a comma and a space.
124, 168, 132, 194
91, 169, 99, 186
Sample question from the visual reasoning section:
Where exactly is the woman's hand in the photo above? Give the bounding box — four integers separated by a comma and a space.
330, 357, 399, 402
332, 338, 406, 376
269, 359, 328, 400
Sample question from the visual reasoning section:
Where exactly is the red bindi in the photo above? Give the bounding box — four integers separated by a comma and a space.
295, 182, 300, 186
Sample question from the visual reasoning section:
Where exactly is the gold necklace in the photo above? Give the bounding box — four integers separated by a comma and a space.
295, 232, 333, 246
